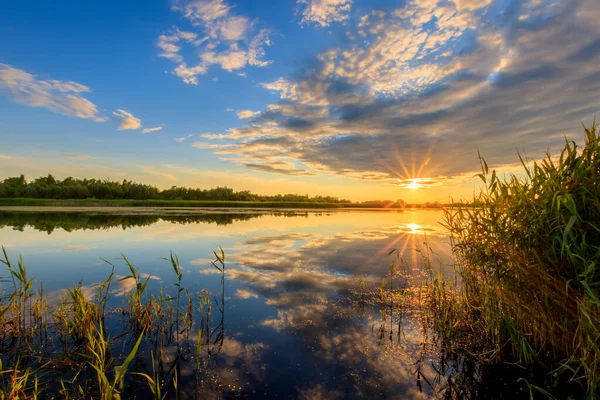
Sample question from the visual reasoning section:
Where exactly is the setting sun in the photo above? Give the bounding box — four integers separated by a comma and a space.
406, 180, 423, 190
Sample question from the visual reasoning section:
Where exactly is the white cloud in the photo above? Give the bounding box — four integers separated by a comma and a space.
218, 15, 250, 41
297, 0, 352, 27
171, 0, 231, 23
142, 126, 164, 133
113, 109, 142, 130
158, 0, 272, 84
173, 63, 208, 85
0, 155, 14, 160
237, 109, 260, 119
175, 137, 187, 142
0, 64, 106, 122
201, 46, 248, 71
248, 29, 273, 67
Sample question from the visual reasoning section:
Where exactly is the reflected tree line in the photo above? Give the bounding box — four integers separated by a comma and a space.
0, 211, 312, 233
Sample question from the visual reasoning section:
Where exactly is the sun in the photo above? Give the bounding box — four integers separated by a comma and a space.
406, 179, 423, 190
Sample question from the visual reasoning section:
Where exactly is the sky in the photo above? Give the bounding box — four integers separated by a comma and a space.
1, 0, 599, 202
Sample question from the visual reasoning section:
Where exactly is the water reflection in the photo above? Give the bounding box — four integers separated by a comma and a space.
0, 210, 318, 233
0, 209, 456, 398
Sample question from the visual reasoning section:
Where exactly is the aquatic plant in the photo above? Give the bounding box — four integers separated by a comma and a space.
0, 246, 227, 399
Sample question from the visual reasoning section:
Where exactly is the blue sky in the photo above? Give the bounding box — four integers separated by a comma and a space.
1, 0, 599, 201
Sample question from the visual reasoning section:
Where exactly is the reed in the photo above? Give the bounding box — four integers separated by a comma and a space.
0, 246, 227, 399
440, 122, 600, 397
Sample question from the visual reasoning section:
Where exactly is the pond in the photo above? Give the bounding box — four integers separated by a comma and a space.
0, 209, 483, 399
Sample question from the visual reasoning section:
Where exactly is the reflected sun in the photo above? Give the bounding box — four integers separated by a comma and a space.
406, 223, 422, 234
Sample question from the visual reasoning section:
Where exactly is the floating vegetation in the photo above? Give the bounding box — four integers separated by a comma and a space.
0, 246, 228, 399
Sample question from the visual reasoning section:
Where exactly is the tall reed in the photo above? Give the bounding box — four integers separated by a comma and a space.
443, 123, 600, 396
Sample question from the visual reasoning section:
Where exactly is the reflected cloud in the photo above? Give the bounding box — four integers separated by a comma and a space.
235, 288, 258, 299
3, 210, 454, 397
63, 244, 97, 251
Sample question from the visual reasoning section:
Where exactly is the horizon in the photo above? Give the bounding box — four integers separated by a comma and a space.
1, 0, 599, 203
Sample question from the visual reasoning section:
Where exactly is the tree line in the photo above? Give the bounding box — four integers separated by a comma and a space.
0, 174, 354, 203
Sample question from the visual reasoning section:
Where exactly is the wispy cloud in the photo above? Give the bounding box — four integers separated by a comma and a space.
0, 64, 106, 122
113, 109, 142, 130
158, 0, 272, 85
142, 126, 164, 133
63, 153, 93, 160
63, 244, 97, 251
297, 0, 352, 27
0, 155, 14, 160
191, 141, 235, 149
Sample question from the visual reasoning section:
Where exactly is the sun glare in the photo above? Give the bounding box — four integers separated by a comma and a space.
406, 223, 422, 234
406, 179, 423, 190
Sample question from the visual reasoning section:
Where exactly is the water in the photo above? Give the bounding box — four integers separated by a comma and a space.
0, 209, 458, 399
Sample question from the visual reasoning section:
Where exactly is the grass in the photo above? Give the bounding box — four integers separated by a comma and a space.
0, 246, 227, 399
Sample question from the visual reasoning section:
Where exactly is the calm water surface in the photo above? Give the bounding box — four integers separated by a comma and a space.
0, 209, 455, 399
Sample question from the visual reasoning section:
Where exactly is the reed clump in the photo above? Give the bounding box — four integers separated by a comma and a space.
442, 123, 600, 396
0, 247, 227, 399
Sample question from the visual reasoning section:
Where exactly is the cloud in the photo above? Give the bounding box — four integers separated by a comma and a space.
63, 153, 92, 160
175, 137, 187, 142
297, 0, 352, 27
244, 163, 317, 176
191, 141, 235, 149
158, 0, 272, 84
195, 0, 600, 192
113, 109, 142, 130
63, 244, 97, 251
0, 155, 14, 160
237, 110, 260, 119
235, 289, 258, 299
171, 0, 230, 23
0, 64, 106, 122
142, 126, 164, 133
